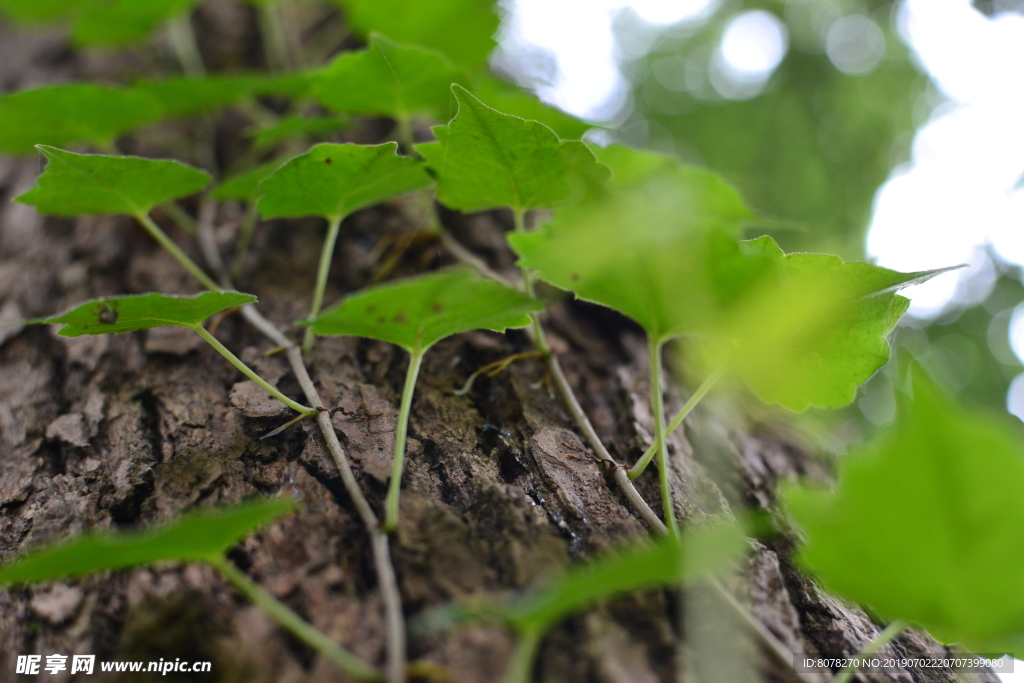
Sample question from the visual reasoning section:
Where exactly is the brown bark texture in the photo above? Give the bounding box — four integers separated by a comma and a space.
0, 6, 1002, 683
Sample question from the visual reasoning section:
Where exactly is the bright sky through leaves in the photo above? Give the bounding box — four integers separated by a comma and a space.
17, 146, 210, 217
302, 267, 542, 353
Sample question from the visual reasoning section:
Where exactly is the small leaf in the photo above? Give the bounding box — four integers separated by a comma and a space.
257, 142, 432, 222
0, 84, 164, 155
784, 368, 1024, 654
329, 0, 498, 67
0, 498, 294, 585
313, 33, 464, 123
250, 116, 347, 150
42, 291, 256, 337
713, 236, 952, 410
510, 153, 758, 342
416, 85, 609, 214
470, 75, 592, 141
72, 0, 200, 46
134, 73, 311, 118
17, 146, 210, 217
301, 267, 542, 354
211, 160, 287, 203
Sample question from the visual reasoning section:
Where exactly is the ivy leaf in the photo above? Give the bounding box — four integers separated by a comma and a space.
415, 85, 609, 214
313, 33, 464, 124
301, 267, 542, 354
41, 291, 256, 337
714, 236, 953, 411
257, 142, 431, 222
470, 75, 591, 141
72, 0, 199, 46
211, 160, 287, 203
134, 73, 311, 118
329, 0, 498, 67
784, 368, 1024, 654
17, 146, 211, 217
0, 498, 294, 585
509, 157, 758, 343
0, 84, 164, 155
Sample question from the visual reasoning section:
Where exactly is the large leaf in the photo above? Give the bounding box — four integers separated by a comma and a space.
716, 236, 951, 410
0, 498, 294, 584
469, 75, 592, 141
329, 0, 498, 67
301, 267, 542, 353
509, 153, 758, 342
784, 369, 1024, 654
17, 146, 211, 217
257, 142, 431, 222
415, 85, 608, 214
313, 34, 464, 123
134, 73, 311, 118
0, 84, 164, 155
73, 0, 199, 46
42, 291, 256, 337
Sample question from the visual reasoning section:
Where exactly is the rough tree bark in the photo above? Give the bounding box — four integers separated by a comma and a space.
0, 6, 1001, 683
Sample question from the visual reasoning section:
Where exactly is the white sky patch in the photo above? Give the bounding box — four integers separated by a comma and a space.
711, 10, 789, 99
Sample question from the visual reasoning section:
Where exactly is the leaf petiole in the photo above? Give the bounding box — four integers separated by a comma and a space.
209, 557, 382, 681
503, 628, 542, 683
628, 365, 725, 480
303, 213, 344, 352
191, 324, 317, 416
649, 337, 679, 538
384, 349, 424, 533
133, 211, 221, 291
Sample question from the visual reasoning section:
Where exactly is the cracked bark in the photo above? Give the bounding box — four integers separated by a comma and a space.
0, 8, 1001, 683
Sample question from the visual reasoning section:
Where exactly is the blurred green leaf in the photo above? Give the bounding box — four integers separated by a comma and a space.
509, 149, 757, 342
73, 0, 199, 46
302, 266, 541, 353
416, 85, 608, 213
784, 368, 1024, 654
17, 146, 210, 217
41, 291, 257, 337
249, 116, 347, 150
211, 159, 287, 202
0, 0, 78, 23
134, 73, 311, 118
329, 0, 498, 67
0, 498, 294, 585
313, 33, 464, 123
0, 84, 164, 155
257, 142, 431, 221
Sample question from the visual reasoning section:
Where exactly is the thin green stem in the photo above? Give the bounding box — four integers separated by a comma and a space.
394, 115, 415, 154
629, 365, 725, 480
210, 557, 382, 681
230, 204, 260, 279
133, 212, 221, 291
303, 214, 344, 353
192, 324, 317, 416
166, 13, 206, 77
256, 1, 292, 71
504, 629, 542, 683
384, 349, 424, 533
649, 337, 679, 538
513, 207, 550, 357
832, 620, 907, 683
159, 201, 198, 235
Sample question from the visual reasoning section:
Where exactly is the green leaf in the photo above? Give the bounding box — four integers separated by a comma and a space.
249, 116, 347, 150
313, 33, 464, 123
470, 74, 592, 141
41, 291, 256, 337
257, 142, 431, 222
415, 85, 609, 214
0, 0, 77, 23
0, 498, 294, 584
329, 0, 498, 67
16, 146, 210, 217
713, 236, 951, 410
784, 368, 1024, 654
589, 143, 678, 188
0, 84, 164, 155
211, 159, 287, 202
134, 73, 311, 118
72, 0, 199, 46
301, 267, 542, 354
509, 154, 757, 342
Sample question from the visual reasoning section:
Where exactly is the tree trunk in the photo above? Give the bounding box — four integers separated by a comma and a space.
0, 7, 1001, 683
